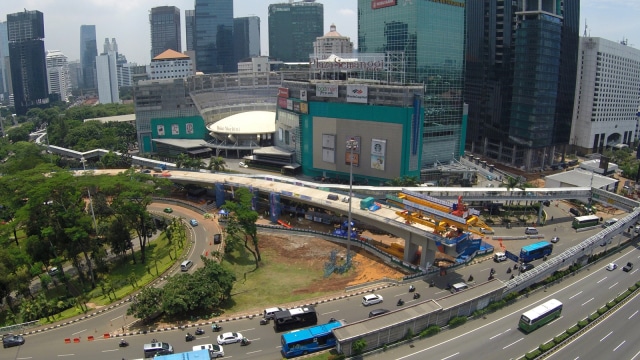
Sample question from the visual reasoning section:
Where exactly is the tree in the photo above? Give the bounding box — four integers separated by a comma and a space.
208, 156, 227, 172
127, 287, 163, 321
223, 188, 261, 271
385, 175, 421, 187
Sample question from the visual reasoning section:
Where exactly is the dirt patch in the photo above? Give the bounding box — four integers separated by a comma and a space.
263, 233, 406, 295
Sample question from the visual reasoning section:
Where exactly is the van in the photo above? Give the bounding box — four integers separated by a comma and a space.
524, 227, 538, 235
143, 342, 173, 358
569, 208, 580, 216
603, 218, 619, 228
263, 307, 284, 320
451, 282, 469, 293
180, 260, 193, 272
493, 252, 507, 262
368, 309, 390, 318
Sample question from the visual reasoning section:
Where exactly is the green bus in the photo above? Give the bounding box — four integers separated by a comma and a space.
519, 299, 563, 333
572, 215, 599, 229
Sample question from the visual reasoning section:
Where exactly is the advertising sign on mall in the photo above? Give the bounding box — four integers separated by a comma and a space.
371, 0, 397, 9
346, 85, 368, 103
316, 84, 339, 98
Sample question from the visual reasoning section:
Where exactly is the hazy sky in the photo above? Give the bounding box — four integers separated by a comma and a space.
2, 0, 639, 65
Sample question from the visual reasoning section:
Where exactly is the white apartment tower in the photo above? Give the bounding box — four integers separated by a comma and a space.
313, 24, 353, 59
96, 51, 119, 104
570, 37, 640, 155
45, 50, 70, 102
149, 49, 194, 80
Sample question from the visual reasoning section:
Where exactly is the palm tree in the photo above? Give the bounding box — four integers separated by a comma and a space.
208, 156, 227, 172
175, 153, 190, 169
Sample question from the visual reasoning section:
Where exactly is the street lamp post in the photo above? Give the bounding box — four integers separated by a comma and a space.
346, 137, 359, 259
81, 158, 98, 233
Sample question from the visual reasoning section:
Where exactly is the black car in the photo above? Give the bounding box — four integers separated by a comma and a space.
623, 262, 634, 272
520, 263, 535, 273
213, 234, 222, 244
3, 334, 25, 348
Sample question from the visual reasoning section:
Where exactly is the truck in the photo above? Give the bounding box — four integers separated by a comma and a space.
153, 164, 167, 172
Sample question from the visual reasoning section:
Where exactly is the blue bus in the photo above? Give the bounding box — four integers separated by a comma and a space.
280, 320, 343, 358
520, 241, 553, 263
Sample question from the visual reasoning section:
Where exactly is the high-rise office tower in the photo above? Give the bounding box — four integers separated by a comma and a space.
103, 38, 118, 54
45, 50, 70, 102
150, 6, 182, 59
80, 25, 98, 89
465, 0, 579, 170
185, 10, 195, 52
269, 1, 323, 62
7, 9, 49, 115
0, 21, 9, 100
233, 16, 260, 62
96, 51, 119, 104
194, 0, 234, 73
358, 0, 466, 168
67, 60, 82, 90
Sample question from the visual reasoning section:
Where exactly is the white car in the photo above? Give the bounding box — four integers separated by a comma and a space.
606, 263, 617, 271
550, 236, 559, 243
193, 343, 224, 358
217, 332, 243, 345
238, 161, 248, 168
362, 294, 383, 306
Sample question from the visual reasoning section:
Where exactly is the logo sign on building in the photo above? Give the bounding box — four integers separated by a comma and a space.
278, 97, 288, 109
371, 139, 387, 171
316, 84, 339, 98
278, 87, 289, 98
300, 89, 307, 101
372, 0, 397, 9
346, 85, 368, 103
157, 125, 165, 136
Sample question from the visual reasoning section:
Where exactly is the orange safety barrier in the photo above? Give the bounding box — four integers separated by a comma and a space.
103, 333, 110, 339
64, 338, 71, 344
73, 338, 80, 343
87, 336, 94, 341
205, 251, 209, 257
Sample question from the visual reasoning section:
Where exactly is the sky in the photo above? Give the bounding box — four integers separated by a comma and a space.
2, 0, 639, 65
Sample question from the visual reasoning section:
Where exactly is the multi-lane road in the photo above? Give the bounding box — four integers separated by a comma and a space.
2, 202, 638, 360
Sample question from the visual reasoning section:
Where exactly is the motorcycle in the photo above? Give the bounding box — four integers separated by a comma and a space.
397, 299, 404, 306
195, 327, 205, 335
408, 285, 415, 292
185, 333, 195, 342
413, 292, 421, 300
119, 339, 129, 347
240, 337, 251, 346
211, 324, 222, 332
429, 280, 435, 288
506, 267, 512, 274
259, 318, 269, 325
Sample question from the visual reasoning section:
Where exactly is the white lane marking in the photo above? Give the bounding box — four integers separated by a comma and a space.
629, 310, 638, 319
503, 337, 523, 349
596, 277, 607, 284
321, 310, 339, 315
489, 329, 510, 340
57, 355, 75, 357
608, 282, 619, 289
613, 340, 626, 351
101, 349, 118, 352
569, 291, 583, 299
600, 331, 612, 342
71, 329, 86, 336
246, 350, 262, 355
441, 352, 460, 360
581, 298, 594, 306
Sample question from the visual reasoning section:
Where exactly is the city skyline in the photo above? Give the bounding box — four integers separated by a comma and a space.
1, 1, 639, 65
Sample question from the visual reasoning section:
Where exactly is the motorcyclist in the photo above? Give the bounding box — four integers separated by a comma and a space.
409, 285, 415, 292
397, 298, 404, 306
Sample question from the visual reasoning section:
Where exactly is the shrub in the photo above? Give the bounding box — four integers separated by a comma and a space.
588, 312, 599, 322
405, 328, 414, 340
554, 332, 569, 343
539, 340, 555, 352
448, 316, 467, 328
525, 349, 542, 359
567, 325, 580, 335
597, 307, 608, 315
503, 292, 518, 303
473, 309, 487, 318
629, 284, 638, 291
328, 353, 346, 360
351, 339, 367, 355
487, 300, 507, 312
577, 319, 588, 328
419, 325, 440, 338
607, 301, 616, 309
616, 290, 631, 302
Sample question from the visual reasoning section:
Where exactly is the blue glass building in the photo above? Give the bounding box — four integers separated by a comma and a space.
80, 25, 97, 90
194, 0, 235, 74
358, 0, 467, 168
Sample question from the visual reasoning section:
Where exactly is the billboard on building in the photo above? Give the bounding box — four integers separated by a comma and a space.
157, 124, 165, 136
278, 87, 289, 98
186, 123, 194, 134
347, 85, 368, 103
371, 0, 397, 9
171, 124, 179, 135
316, 84, 339, 98
371, 138, 387, 171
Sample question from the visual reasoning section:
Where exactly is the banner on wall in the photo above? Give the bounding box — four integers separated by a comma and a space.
300, 102, 309, 114
186, 123, 194, 134
316, 84, 339, 98
371, 139, 386, 171
300, 89, 307, 101
345, 136, 361, 154
345, 152, 360, 167
157, 124, 165, 136
346, 85, 368, 103
171, 124, 179, 135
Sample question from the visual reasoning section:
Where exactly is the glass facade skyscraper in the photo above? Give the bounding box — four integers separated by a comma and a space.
185, 10, 195, 52
149, 6, 182, 59
358, 0, 466, 168
80, 25, 97, 89
194, 0, 235, 73
234, 16, 261, 62
465, 0, 578, 170
268, 1, 323, 62
7, 10, 49, 115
